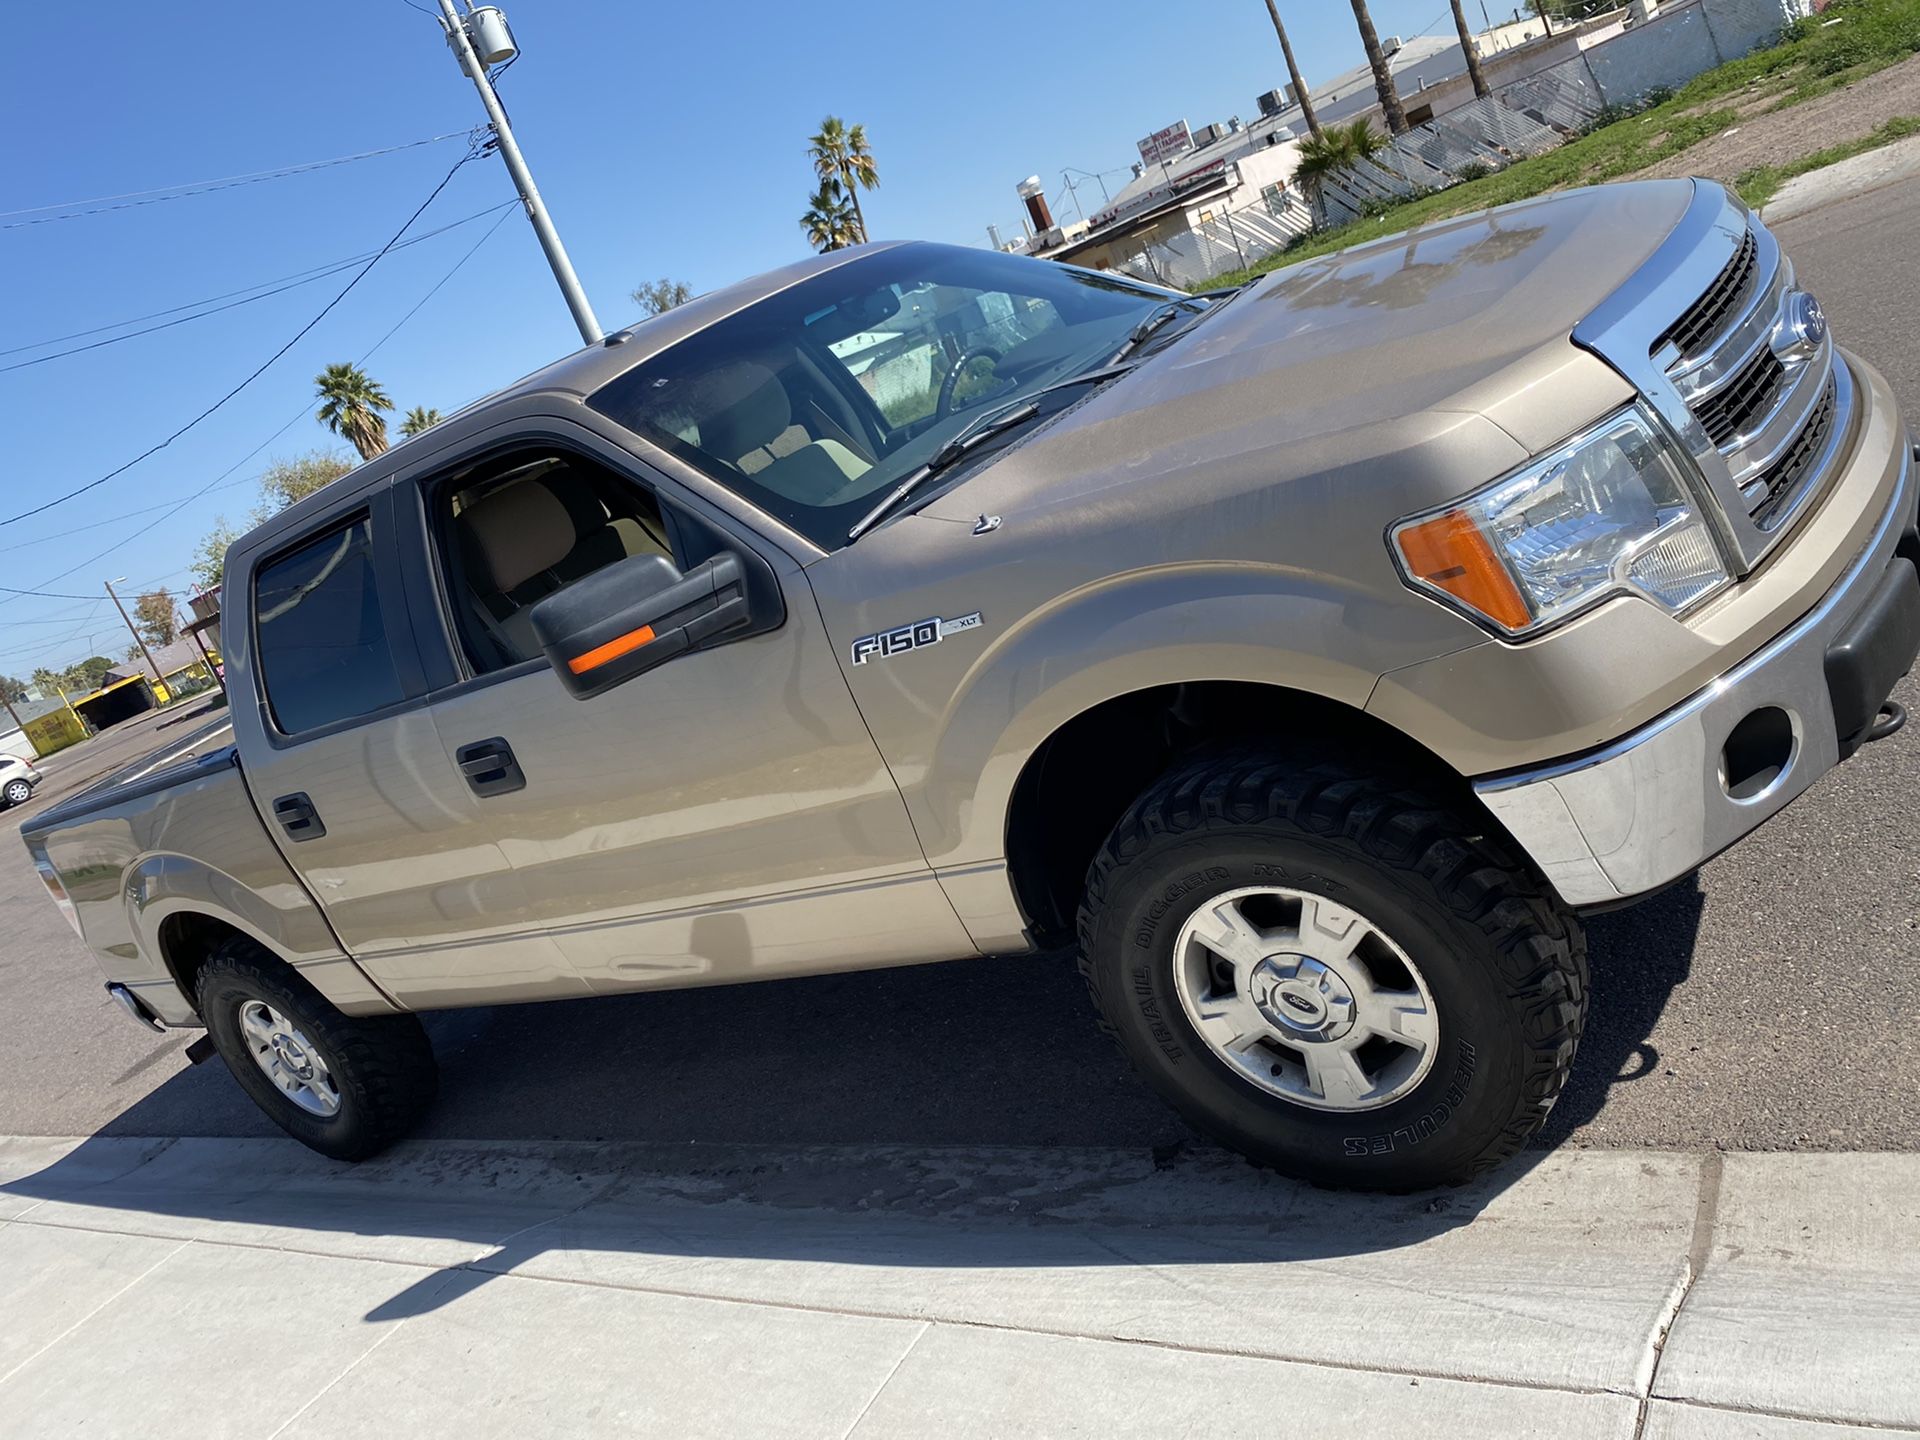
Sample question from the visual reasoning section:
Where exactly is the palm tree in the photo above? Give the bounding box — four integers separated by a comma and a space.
1348, 0, 1409, 135
807, 117, 879, 244
1291, 119, 1388, 221
1449, 0, 1492, 100
800, 179, 860, 253
399, 406, 442, 439
313, 363, 392, 461
1262, 2, 1323, 141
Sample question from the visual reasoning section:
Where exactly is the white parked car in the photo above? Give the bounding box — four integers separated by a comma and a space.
0, 754, 43, 810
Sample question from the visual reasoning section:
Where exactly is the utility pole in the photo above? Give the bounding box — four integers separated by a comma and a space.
436, 0, 603, 344
105, 578, 164, 702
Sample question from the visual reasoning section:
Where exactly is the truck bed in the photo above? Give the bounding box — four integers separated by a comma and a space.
20, 712, 362, 1027
18, 714, 237, 845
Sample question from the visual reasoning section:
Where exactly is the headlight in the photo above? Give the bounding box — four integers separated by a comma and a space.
1391, 404, 1730, 637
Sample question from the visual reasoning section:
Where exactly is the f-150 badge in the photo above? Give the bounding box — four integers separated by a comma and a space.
851, 612, 982, 666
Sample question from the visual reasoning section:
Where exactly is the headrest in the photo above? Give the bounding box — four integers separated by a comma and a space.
697, 361, 793, 462
462, 480, 576, 592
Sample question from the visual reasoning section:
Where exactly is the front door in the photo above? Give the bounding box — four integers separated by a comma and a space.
400, 424, 974, 993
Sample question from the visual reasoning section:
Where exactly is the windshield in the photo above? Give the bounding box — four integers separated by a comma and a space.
587, 243, 1176, 549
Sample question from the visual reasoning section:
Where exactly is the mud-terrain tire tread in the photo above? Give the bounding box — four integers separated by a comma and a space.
1075, 751, 1587, 1190
196, 935, 436, 1161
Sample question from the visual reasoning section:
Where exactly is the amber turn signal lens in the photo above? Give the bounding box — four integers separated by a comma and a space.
567, 624, 656, 675
1394, 510, 1532, 632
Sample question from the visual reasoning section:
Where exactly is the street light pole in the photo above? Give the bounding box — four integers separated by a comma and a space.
105, 578, 165, 702
436, 0, 603, 344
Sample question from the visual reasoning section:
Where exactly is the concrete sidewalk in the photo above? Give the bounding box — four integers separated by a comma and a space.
0, 1137, 1914, 1438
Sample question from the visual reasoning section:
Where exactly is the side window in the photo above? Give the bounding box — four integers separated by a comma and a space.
432, 450, 677, 676
254, 514, 406, 735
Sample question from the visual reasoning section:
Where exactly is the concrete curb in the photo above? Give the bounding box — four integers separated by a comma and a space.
1762, 132, 1920, 226
0, 1136, 1914, 1437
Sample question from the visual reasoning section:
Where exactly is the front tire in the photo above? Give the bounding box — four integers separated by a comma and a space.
1077, 755, 1586, 1190
196, 937, 436, 1161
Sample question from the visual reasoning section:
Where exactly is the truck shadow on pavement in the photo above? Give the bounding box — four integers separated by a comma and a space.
1541, 876, 1705, 1146
4, 880, 1702, 1320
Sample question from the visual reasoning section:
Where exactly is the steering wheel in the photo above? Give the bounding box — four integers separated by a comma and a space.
935, 347, 1002, 420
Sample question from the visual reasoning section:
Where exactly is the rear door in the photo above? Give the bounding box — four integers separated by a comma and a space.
391, 415, 974, 994
228, 486, 584, 1008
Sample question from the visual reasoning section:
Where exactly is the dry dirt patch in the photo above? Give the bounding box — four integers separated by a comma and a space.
1631, 51, 1920, 184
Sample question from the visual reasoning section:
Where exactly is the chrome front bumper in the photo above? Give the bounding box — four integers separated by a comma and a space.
1477, 434, 1918, 907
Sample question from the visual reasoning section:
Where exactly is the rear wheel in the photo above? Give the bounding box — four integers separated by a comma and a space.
3, 779, 30, 806
1077, 754, 1586, 1190
196, 937, 436, 1161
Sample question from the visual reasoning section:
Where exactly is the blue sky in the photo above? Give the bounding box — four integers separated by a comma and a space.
0, 0, 1481, 679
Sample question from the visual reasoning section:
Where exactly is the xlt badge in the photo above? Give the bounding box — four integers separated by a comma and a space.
851, 612, 982, 666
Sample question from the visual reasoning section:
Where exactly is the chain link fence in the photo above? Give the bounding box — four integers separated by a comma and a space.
1094, 0, 1809, 292
1102, 189, 1317, 292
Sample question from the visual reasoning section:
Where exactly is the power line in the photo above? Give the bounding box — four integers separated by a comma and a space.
0, 135, 487, 533
0, 186, 515, 624
0, 583, 110, 600
0, 131, 473, 228
0, 201, 517, 363
0, 485, 258, 558
3, 607, 111, 627
357, 206, 513, 358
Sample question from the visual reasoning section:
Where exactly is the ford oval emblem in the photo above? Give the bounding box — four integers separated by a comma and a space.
1774, 289, 1828, 363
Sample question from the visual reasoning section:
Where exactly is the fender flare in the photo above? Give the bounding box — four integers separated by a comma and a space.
907, 562, 1418, 866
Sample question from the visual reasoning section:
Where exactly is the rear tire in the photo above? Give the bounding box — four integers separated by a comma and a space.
1077, 753, 1586, 1191
3, 779, 29, 807
196, 937, 436, 1161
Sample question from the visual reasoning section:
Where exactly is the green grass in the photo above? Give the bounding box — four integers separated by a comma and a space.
1196, 0, 1920, 291
1733, 113, 1920, 206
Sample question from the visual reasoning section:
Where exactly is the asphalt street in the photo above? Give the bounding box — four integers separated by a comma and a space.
2, 174, 1917, 1155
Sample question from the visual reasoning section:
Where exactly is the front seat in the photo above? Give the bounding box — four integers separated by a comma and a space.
699, 361, 870, 504
457, 478, 581, 664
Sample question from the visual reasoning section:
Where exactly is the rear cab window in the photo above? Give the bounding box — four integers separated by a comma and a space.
253, 513, 406, 735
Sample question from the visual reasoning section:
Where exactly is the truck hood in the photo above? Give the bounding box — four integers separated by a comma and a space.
923, 179, 1695, 525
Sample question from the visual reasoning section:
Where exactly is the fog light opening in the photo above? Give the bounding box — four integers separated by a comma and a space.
1721, 706, 1797, 802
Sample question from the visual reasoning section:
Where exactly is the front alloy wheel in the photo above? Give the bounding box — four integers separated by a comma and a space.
1172, 886, 1439, 1113
1077, 753, 1587, 1190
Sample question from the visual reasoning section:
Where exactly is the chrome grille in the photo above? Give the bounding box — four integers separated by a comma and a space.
1575, 184, 1854, 575
1694, 348, 1786, 449
1749, 377, 1837, 530
1656, 229, 1758, 362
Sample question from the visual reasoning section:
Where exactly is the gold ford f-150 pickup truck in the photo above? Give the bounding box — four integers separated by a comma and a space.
25, 179, 1919, 1189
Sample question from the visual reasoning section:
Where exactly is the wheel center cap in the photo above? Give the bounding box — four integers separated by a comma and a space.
1250, 955, 1357, 1041
271, 1033, 310, 1072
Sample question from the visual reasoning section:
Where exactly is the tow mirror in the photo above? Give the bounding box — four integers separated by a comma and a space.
531, 551, 751, 698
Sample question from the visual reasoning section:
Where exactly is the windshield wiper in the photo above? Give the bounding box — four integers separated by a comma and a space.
848, 364, 1137, 542
1107, 296, 1214, 366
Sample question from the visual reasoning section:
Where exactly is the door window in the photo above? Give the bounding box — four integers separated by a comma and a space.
432, 450, 678, 675
254, 514, 406, 734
